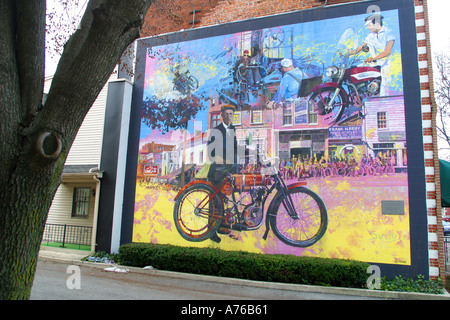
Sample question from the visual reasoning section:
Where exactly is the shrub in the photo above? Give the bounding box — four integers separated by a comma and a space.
379, 275, 445, 294
118, 243, 370, 288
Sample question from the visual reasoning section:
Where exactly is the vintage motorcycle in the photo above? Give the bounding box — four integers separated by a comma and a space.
172, 68, 199, 95
173, 156, 328, 248
308, 27, 382, 125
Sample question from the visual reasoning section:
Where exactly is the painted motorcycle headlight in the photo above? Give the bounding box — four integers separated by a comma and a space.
326, 66, 339, 78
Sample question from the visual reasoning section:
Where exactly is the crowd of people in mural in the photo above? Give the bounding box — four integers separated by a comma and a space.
240, 152, 397, 181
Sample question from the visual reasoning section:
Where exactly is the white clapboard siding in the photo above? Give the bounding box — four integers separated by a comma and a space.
66, 81, 107, 165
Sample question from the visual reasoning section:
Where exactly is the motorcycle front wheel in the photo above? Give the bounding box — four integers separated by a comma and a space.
308, 88, 347, 125
269, 186, 328, 247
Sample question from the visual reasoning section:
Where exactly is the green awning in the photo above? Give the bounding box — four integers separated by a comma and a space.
440, 159, 450, 207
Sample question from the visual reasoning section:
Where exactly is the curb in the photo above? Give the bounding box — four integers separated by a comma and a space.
38, 249, 450, 300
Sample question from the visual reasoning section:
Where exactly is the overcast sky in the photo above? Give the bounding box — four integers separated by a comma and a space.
428, 0, 450, 159
428, 0, 450, 53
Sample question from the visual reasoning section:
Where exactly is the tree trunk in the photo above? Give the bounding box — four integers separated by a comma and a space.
0, 0, 153, 299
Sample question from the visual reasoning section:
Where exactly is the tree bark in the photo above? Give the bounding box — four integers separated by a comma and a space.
0, 0, 153, 299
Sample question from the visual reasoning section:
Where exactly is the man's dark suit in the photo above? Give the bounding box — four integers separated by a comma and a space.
208, 122, 237, 164
207, 122, 238, 184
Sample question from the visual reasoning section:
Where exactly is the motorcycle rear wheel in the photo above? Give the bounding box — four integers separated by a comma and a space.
173, 184, 223, 242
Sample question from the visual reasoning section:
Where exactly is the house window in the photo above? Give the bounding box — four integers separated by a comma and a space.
308, 102, 318, 124
251, 111, 262, 124
377, 112, 387, 129
71, 188, 90, 218
283, 105, 292, 126
211, 112, 220, 128
233, 111, 241, 125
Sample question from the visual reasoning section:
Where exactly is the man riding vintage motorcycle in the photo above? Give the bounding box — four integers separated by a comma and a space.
175, 103, 328, 246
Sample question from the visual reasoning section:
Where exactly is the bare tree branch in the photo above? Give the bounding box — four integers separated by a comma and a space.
16, 0, 46, 125
40, 0, 153, 152
434, 51, 450, 150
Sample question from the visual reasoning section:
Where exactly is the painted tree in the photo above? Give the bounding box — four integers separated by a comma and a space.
0, 0, 157, 299
142, 95, 206, 133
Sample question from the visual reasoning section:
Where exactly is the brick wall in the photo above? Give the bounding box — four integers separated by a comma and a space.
416, 0, 445, 281
141, 0, 220, 37
141, 0, 363, 37
140, 0, 445, 281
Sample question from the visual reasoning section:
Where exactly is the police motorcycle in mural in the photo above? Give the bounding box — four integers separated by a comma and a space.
173, 155, 328, 248
308, 27, 382, 125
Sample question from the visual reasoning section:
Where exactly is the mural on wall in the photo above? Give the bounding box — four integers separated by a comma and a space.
133, 8, 411, 266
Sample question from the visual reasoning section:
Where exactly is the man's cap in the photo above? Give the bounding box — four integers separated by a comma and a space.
243, 49, 250, 55
280, 58, 293, 68
220, 104, 236, 111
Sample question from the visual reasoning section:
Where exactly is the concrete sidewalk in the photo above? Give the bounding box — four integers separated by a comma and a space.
39, 246, 89, 263
38, 246, 450, 300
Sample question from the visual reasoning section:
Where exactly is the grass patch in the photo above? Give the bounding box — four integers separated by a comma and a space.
42, 242, 90, 251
